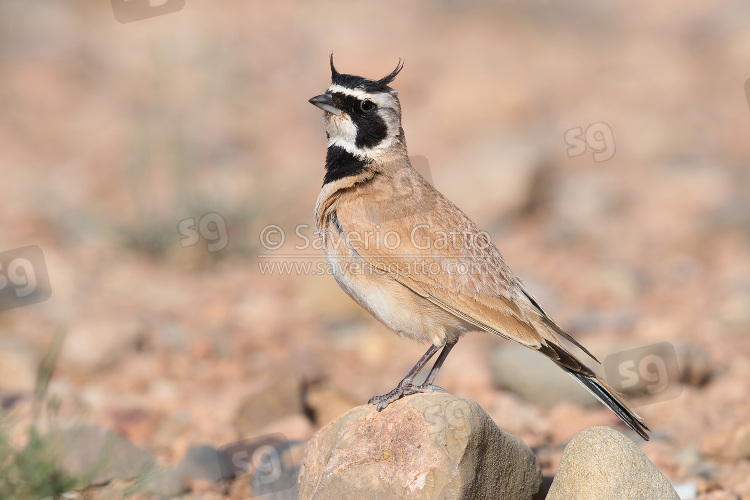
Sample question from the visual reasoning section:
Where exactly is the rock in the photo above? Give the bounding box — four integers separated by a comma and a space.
174, 445, 234, 483
487, 392, 545, 438
142, 467, 185, 497
602, 341, 711, 400
673, 482, 698, 500
673, 447, 701, 469
0, 393, 25, 411
298, 393, 542, 500
251, 440, 305, 500
438, 133, 550, 221
673, 341, 712, 387
108, 407, 157, 443
491, 345, 599, 408
546, 426, 679, 500
304, 385, 358, 427
256, 413, 316, 441
222, 435, 303, 499
54, 425, 156, 486
234, 375, 304, 437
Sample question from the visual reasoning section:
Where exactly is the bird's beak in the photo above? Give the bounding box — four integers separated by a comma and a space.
309, 93, 341, 115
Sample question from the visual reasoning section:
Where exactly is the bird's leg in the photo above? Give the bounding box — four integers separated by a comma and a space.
409, 340, 456, 392
369, 343, 441, 411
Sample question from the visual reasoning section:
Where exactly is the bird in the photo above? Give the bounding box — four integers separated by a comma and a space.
308, 55, 650, 440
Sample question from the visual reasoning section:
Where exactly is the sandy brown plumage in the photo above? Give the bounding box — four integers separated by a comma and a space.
310, 56, 650, 440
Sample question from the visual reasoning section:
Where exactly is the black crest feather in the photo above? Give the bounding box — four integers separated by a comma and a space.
375, 59, 404, 87
329, 54, 404, 92
330, 53, 339, 79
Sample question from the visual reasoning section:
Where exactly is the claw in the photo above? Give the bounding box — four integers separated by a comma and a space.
369, 383, 445, 410
403, 384, 444, 396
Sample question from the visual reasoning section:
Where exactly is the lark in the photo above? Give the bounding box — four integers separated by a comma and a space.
309, 56, 649, 440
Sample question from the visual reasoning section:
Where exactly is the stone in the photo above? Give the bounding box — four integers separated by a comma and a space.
54, 425, 156, 486
233, 375, 304, 438
221, 433, 302, 498
298, 393, 542, 500
491, 345, 599, 408
672, 482, 698, 500
141, 467, 185, 497
438, 133, 551, 221
546, 426, 679, 500
256, 414, 316, 441
250, 441, 305, 500
673, 447, 701, 469
305, 385, 359, 427
174, 445, 234, 483
673, 341, 712, 387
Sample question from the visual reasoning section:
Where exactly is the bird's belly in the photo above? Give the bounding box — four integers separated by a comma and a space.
324, 250, 469, 345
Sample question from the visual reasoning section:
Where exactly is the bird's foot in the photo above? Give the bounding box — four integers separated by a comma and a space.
368, 382, 444, 411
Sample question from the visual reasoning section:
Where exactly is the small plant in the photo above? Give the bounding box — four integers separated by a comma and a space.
0, 329, 90, 499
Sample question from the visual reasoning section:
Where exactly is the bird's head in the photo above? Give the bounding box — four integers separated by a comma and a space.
309, 55, 405, 159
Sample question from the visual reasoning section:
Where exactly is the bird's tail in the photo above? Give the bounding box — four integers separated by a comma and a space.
537, 339, 650, 440
567, 369, 651, 440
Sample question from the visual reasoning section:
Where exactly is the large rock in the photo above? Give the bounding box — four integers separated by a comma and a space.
174, 444, 234, 483
54, 425, 156, 486
305, 385, 359, 427
298, 393, 541, 500
233, 374, 304, 437
141, 468, 185, 497
546, 426, 679, 500
491, 345, 599, 408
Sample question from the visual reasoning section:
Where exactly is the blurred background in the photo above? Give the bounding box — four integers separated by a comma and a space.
1, 0, 750, 497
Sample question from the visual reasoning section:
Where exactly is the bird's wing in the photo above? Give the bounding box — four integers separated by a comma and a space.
330, 165, 648, 439
332, 166, 557, 353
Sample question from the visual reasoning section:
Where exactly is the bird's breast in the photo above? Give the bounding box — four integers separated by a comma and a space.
318, 216, 468, 346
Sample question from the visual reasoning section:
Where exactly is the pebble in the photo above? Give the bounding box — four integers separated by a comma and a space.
546, 426, 679, 500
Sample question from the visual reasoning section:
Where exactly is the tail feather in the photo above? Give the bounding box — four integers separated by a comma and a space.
568, 370, 651, 440
543, 317, 600, 364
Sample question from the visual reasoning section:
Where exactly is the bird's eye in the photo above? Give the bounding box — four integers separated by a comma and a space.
360, 100, 376, 112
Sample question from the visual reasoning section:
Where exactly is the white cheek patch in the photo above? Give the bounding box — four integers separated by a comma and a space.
324, 88, 401, 158
326, 115, 358, 148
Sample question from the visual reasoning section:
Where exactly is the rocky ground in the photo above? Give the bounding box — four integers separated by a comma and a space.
1, 0, 750, 498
